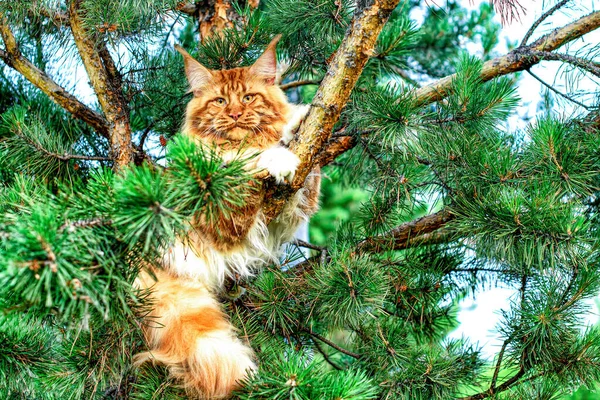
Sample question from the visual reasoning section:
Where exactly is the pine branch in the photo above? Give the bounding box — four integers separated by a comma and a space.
13, 132, 112, 162
314, 10, 600, 168
520, 0, 571, 46
280, 79, 321, 91
69, 0, 132, 168
263, 0, 401, 222
0, 14, 109, 138
357, 209, 455, 253
528, 50, 600, 77
413, 10, 600, 106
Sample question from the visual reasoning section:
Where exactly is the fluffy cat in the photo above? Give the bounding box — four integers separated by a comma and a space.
133, 37, 320, 399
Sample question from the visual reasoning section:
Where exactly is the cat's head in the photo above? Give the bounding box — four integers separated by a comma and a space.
177, 37, 290, 148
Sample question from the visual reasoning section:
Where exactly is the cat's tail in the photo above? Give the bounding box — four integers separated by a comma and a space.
134, 270, 255, 399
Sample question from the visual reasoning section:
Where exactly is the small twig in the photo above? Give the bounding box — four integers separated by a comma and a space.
300, 327, 361, 359
313, 338, 343, 370
529, 50, 600, 77
521, 0, 571, 46
280, 79, 321, 91
519, 274, 528, 308
293, 239, 325, 252
459, 368, 525, 399
558, 263, 579, 308
14, 133, 111, 162
490, 339, 510, 390
357, 209, 455, 252
527, 69, 589, 109
451, 267, 506, 274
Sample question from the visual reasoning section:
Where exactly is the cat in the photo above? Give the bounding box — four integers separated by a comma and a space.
133, 36, 321, 399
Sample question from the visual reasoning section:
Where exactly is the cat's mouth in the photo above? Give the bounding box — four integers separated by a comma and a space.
217, 124, 261, 141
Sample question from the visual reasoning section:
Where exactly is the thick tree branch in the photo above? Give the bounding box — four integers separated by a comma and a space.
263, 0, 401, 222
0, 14, 109, 138
413, 10, 600, 106
290, 0, 400, 187
315, 10, 600, 169
69, 0, 132, 168
357, 209, 455, 253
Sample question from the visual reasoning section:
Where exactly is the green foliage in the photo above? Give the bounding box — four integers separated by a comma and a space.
238, 350, 380, 400
264, 0, 352, 75
80, 0, 182, 38
412, 1, 501, 77
0, 0, 599, 399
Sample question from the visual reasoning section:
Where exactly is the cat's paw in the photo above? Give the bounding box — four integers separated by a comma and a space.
257, 147, 300, 184
281, 104, 310, 145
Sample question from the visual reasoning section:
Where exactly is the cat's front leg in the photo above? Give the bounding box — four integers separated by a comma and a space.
257, 146, 300, 184
281, 104, 310, 145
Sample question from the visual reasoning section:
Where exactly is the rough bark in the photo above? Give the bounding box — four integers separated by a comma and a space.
262, 0, 401, 223
0, 14, 109, 138
357, 209, 456, 253
69, 0, 133, 168
176, 1, 259, 42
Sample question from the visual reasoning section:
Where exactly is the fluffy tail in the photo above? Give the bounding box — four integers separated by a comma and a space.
134, 270, 256, 399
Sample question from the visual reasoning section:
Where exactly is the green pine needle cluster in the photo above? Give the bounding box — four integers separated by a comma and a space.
0, 0, 599, 399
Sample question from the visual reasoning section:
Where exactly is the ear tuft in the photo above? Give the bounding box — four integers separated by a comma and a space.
249, 35, 281, 85
175, 45, 213, 93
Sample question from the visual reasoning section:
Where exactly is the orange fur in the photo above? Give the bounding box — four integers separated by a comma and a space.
135, 37, 321, 399
135, 270, 255, 399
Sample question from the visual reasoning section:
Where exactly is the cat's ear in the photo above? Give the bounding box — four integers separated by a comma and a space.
175, 45, 212, 95
249, 35, 281, 85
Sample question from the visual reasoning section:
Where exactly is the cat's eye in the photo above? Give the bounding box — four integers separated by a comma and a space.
242, 94, 254, 104
215, 98, 227, 106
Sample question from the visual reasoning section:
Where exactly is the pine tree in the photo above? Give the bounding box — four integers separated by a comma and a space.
1, 0, 600, 399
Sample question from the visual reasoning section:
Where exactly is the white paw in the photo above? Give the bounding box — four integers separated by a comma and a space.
281, 104, 310, 145
257, 147, 300, 184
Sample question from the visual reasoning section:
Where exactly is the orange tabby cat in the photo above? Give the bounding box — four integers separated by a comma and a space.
134, 37, 320, 399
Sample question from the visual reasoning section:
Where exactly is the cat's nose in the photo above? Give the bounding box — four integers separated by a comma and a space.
229, 111, 242, 121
